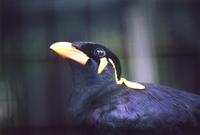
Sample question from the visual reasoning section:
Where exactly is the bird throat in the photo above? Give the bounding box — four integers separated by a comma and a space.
98, 57, 145, 90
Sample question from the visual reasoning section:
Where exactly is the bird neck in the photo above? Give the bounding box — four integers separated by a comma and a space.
66, 60, 116, 118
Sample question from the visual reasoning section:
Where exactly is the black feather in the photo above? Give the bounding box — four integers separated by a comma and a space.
60, 41, 200, 135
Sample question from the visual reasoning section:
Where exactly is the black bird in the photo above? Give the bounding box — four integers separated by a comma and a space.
50, 41, 200, 135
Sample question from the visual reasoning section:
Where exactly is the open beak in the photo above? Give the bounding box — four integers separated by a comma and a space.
50, 42, 89, 65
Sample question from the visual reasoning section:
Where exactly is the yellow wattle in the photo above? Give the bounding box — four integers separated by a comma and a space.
98, 57, 109, 74
108, 58, 145, 90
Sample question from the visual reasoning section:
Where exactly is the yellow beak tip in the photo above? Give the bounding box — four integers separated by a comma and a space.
50, 42, 73, 50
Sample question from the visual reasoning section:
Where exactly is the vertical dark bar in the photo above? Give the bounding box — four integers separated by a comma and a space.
44, 0, 69, 126
119, 0, 127, 41
0, 0, 4, 128
119, 0, 131, 74
2, 0, 10, 128
194, 54, 200, 94
85, 0, 91, 39
0, 0, 4, 74
44, 0, 56, 44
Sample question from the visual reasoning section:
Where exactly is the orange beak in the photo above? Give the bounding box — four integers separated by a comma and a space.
50, 42, 89, 65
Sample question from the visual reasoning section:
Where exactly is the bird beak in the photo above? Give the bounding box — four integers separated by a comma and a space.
50, 42, 89, 65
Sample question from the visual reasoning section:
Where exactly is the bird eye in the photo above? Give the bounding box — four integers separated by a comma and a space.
94, 48, 106, 58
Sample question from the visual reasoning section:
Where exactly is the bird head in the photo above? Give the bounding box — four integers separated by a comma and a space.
50, 41, 145, 90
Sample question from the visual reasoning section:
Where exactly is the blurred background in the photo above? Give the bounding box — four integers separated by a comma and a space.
0, 0, 200, 134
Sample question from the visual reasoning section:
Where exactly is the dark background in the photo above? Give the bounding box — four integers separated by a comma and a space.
0, 0, 200, 132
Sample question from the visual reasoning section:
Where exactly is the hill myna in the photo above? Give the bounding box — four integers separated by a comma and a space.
50, 41, 200, 135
